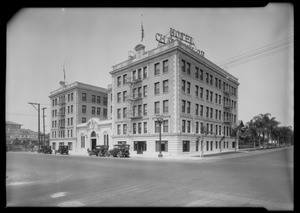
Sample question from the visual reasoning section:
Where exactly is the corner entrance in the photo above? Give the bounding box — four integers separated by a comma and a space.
135, 141, 147, 154
91, 139, 96, 150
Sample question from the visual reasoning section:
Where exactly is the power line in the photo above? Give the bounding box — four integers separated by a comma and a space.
217, 37, 292, 65
222, 43, 292, 68
217, 37, 293, 68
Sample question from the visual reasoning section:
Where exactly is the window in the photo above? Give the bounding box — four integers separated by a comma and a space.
138, 122, 142, 134
117, 92, 121, 103
182, 120, 186, 133
117, 76, 121, 87
92, 95, 96, 103
195, 85, 199, 97
210, 141, 213, 151
195, 67, 199, 78
117, 108, 121, 119
206, 90, 209, 100
138, 68, 142, 80
123, 124, 127, 135
163, 120, 168, 132
186, 82, 191, 94
206, 141, 209, 151
103, 97, 107, 105
133, 70, 137, 80
123, 74, 127, 85
206, 107, 209, 118
154, 82, 160, 95
92, 107, 95, 115
187, 101, 191, 114
123, 91, 127, 102
210, 108, 213, 118
206, 73, 209, 83
143, 122, 147, 133
103, 108, 107, 117
187, 62, 191, 75
154, 63, 160, 75
133, 88, 137, 99
200, 69, 203, 80
187, 120, 191, 133
155, 121, 161, 133
182, 80, 186, 92
182, 60, 186, 72
82, 117, 86, 123
156, 141, 168, 152
143, 67, 148, 79
200, 105, 203, 116
195, 104, 199, 116
143, 85, 147, 97
215, 93, 218, 103
163, 100, 169, 113
71, 105, 73, 113
123, 108, 127, 118
163, 60, 168, 73
163, 80, 169, 93
200, 87, 203, 99
117, 125, 121, 135
138, 105, 142, 117
210, 75, 213, 85
82, 105, 86, 113
81, 136, 85, 148
196, 122, 199, 134
182, 141, 190, 152
154, 101, 160, 114
182, 100, 186, 113
215, 109, 218, 119
68, 94, 70, 102
138, 87, 142, 98
82, 93, 86, 101
143, 104, 147, 116
210, 91, 213, 102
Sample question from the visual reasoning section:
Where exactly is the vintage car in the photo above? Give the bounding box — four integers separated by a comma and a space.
109, 144, 130, 157
55, 145, 69, 155
87, 145, 110, 157
38, 145, 53, 154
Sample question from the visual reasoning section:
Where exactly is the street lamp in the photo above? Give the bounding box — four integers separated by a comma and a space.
156, 115, 164, 158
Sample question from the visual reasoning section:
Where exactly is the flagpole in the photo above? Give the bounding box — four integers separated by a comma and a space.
141, 14, 144, 43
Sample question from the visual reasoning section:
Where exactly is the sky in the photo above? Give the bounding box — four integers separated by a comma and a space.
6, 4, 294, 133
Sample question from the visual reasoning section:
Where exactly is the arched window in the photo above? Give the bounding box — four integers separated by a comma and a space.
91, 131, 96, 137
103, 131, 109, 146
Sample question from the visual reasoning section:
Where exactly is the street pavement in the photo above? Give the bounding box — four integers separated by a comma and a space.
5, 146, 293, 209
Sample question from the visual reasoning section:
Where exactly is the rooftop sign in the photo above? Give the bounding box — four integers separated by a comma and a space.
155, 27, 205, 56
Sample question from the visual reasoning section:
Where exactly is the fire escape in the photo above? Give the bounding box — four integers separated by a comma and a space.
125, 72, 144, 134
223, 87, 233, 126
58, 96, 66, 132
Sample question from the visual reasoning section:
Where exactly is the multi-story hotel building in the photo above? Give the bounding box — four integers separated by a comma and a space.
110, 39, 239, 157
49, 81, 109, 154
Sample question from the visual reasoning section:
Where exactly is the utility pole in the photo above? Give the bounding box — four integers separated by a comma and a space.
29, 102, 40, 150
42, 107, 46, 146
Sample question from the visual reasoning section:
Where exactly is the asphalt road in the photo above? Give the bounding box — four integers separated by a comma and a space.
6, 147, 293, 209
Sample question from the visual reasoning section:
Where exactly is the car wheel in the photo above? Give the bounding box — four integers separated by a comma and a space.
117, 151, 122, 158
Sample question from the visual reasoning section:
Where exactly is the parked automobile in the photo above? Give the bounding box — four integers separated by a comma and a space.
109, 144, 130, 157
38, 145, 53, 154
55, 145, 69, 155
88, 145, 110, 157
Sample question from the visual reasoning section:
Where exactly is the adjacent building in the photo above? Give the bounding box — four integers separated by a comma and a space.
110, 39, 239, 157
49, 81, 109, 154
6, 121, 39, 145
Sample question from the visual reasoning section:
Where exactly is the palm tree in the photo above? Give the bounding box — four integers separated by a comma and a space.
245, 120, 258, 148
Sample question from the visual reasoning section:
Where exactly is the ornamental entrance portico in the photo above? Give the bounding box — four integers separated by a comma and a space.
76, 118, 112, 155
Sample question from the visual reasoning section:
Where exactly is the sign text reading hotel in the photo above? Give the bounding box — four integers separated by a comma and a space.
155, 28, 205, 56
